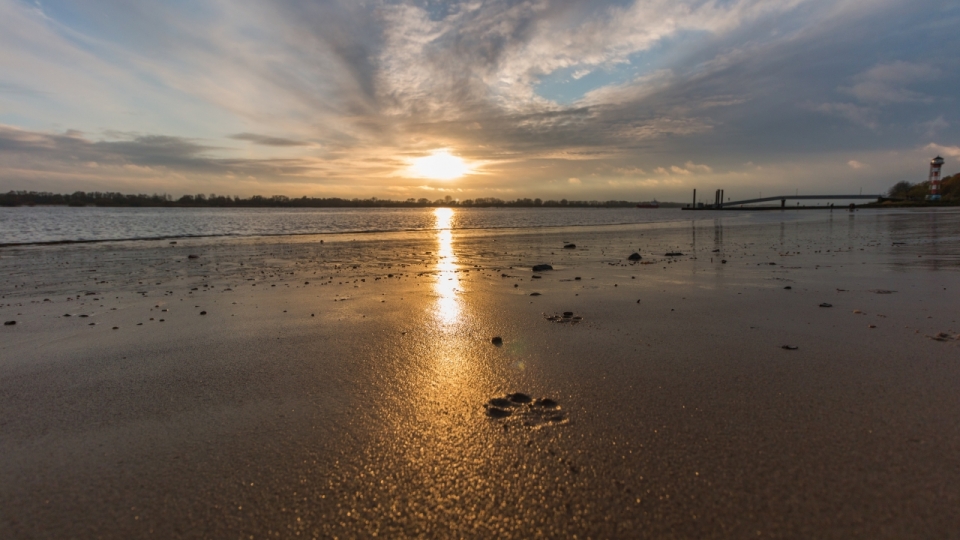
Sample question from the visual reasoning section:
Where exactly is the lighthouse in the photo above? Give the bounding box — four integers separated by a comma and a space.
928, 156, 944, 201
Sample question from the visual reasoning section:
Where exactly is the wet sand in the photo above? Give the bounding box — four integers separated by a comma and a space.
2, 209, 959, 538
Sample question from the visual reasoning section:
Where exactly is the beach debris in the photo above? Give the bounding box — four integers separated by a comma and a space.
721, 260, 727, 264
491, 336, 503, 346
535, 398, 559, 408
532, 264, 553, 272
868, 325, 876, 328
665, 252, 683, 256
507, 393, 533, 404
532, 275, 542, 279
4, 320, 16, 326
187, 254, 199, 259
574, 276, 581, 280
712, 249, 720, 252
530, 292, 541, 296
169, 241, 177, 244
544, 312, 582, 324
820, 303, 833, 308
853, 310, 864, 314
627, 253, 642, 261
486, 406, 512, 418
781, 345, 799, 350
200, 311, 207, 315
563, 244, 576, 249
869, 289, 896, 294
784, 286, 792, 290
929, 332, 959, 342
484, 394, 568, 427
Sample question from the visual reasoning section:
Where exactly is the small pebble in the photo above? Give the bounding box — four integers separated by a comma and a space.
507, 393, 532, 404
4, 320, 16, 326
492, 336, 503, 346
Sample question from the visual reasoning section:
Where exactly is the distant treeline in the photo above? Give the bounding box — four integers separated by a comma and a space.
887, 172, 959, 201
0, 191, 679, 208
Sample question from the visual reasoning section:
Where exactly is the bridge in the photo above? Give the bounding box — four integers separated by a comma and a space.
681, 189, 884, 210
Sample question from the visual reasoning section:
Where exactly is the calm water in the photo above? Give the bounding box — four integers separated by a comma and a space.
1, 206, 957, 248
0, 206, 709, 245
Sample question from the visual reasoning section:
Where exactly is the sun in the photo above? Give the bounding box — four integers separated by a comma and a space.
409, 149, 471, 180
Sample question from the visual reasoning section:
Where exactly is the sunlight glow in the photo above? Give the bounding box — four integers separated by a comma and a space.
410, 149, 471, 180
433, 208, 460, 326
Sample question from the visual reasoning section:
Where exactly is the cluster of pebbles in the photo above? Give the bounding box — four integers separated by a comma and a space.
544, 311, 583, 324
484, 393, 568, 428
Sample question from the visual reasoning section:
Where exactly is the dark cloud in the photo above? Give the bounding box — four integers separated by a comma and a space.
230, 133, 310, 147
0, 126, 314, 176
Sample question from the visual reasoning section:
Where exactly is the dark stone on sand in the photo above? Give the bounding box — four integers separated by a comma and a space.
574, 276, 581, 280
507, 393, 532, 404
532, 264, 553, 272
535, 398, 559, 409
784, 286, 792, 290
112, 327, 119, 330
563, 244, 576, 249
486, 407, 512, 418
79, 314, 88, 318
665, 252, 683, 256
627, 253, 642, 261
782, 345, 799, 350
170, 241, 177, 244
187, 254, 199, 259
563, 312, 574, 318
489, 398, 512, 408
530, 292, 541, 296
819, 303, 833, 308
712, 249, 720, 252
4, 320, 16, 326
721, 260, 727, 264
200, 311, 207, 315
492, 336, 503, 346
64, 314, 71, 317
532, 275, 542, 279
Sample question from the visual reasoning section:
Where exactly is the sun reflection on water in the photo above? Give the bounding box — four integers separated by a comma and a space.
433, 208, 460, 327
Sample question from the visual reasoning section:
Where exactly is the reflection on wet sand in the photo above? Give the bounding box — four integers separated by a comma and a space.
433, 208, 461, 328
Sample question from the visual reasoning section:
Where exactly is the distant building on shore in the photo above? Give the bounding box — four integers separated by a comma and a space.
928, 156, 944, 201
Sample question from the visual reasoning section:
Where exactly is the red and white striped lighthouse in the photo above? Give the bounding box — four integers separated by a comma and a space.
928, 156, 944, 201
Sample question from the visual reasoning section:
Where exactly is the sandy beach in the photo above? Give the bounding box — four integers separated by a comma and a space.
2, 208, 959, 538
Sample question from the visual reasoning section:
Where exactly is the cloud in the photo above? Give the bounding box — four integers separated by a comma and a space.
230, 133, 311, 147
0, 124, 314, 176
924, 143, 960, 158
840, 61, 940, 104
568, 177, 581, 184
0, 0, 958, 201
810, 102, 878, 129
847, 160, 864, 169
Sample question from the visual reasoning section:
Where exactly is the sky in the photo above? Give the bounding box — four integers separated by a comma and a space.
1, 0, 958, 202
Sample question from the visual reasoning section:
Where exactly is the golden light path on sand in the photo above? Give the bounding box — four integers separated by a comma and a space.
432, 207, 460, 327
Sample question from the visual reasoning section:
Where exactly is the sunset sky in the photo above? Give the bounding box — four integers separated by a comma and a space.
1, 0, 958, 201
